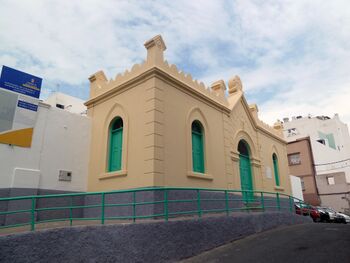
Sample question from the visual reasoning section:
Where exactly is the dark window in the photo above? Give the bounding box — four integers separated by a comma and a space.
288, 153, 301, 165
56, 103, 64, 109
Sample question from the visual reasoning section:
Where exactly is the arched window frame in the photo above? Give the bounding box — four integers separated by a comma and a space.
108, 117, 123, 172
237, 139, 254, 201
186, 107, 212, 180
191, 120, 205, 173
272, 153, 280, 186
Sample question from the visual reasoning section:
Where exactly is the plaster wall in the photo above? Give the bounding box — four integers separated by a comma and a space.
255, 129, 291, 193
86, 77, 157, 191
289, 175, 304, 201
161, 78, 226, 188
287, 139, 314, 177
0, 103, 90, 192
286, 139, 319, 205
316, 172, 349, 195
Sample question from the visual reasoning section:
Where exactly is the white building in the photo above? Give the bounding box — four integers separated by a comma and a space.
44, 92, 87, 115
0, 97, 90, 198
283, 114, 350, 213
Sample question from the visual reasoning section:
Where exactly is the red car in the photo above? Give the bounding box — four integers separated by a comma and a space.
295, 204, 320, 222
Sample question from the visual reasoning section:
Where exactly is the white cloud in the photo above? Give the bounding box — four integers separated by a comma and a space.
0, 0, 349, 126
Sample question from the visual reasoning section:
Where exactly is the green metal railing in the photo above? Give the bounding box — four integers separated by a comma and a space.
0, 187, 310, 231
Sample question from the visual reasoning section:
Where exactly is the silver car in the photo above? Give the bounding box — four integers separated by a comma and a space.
337, 212, 350, 224
321, 207, 337, 222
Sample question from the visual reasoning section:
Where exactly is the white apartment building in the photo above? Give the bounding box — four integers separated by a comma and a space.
283, 114, 350, 213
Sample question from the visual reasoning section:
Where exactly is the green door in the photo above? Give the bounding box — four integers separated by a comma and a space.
109, 128, 123, 171
192, 132, 204, 173
273, 155, 280, 186
239, 154, 253, 202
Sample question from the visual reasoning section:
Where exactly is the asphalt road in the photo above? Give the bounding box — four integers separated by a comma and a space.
181, 223, 350, 263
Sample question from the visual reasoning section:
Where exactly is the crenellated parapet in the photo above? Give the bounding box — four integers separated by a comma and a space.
257, 119, 284, 138
88, 35, 228, 107
87, 34, 284, 141
157, 60, 229, 106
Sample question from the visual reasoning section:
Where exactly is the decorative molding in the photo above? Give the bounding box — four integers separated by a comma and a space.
187, 172, 213, 181
144, 35, 167, 51
230, 151, 240, 162
274, 186, 285, 191
99, 170, 127, 180
251, 158, 262, 168
228, 75, 242, 94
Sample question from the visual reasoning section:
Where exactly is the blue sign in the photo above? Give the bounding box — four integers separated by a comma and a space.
17, 100, 38, 112
0, 66, 42, 99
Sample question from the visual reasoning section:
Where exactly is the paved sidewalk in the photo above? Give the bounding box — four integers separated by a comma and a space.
182, 223, 350, 263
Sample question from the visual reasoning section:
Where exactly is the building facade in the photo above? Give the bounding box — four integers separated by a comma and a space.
86, 35, 292, 196
287, 137, 320, 205
283, 115, 350, 213
0, 95, 90, 197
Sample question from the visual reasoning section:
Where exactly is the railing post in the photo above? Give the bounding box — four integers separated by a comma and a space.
225, 190, 229, 216
69, 196, 73, 226
289, 196, 293, 213
133, 191, 136, 223
101, 193, 105, 225
197, 190, 202, 218
260, 192, 265, 212
276, 193, 280, 211
164, 190, 168, 222
31, 197, 36, 231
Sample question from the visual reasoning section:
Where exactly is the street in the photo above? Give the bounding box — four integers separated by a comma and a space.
182, 223, 350, 263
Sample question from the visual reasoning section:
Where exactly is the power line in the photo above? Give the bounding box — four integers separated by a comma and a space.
314, 157, 350, 166
316, 164, 350, 172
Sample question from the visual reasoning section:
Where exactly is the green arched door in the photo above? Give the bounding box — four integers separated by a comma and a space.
109, 118, 123, 172
238, 140, 253, 202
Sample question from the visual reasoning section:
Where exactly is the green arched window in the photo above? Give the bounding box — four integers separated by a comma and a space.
273, 153, 280, 186
108, 117, 123, 172
192, 121, 205, 173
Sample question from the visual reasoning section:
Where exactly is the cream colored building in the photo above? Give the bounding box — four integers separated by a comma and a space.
85, 35, 291, 195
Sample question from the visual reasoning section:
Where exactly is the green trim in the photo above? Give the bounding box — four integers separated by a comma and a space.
273, 154, 280, 186
0, 187, 311, 231
101, 193, 105, 225
192, 121, 205, 173
108, 117, 123, 172
238, 140, 253, 202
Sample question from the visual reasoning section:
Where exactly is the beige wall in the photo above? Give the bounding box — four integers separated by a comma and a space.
161, 78, 226, 188
85, 35, 292, 195
86, 77, 159, 191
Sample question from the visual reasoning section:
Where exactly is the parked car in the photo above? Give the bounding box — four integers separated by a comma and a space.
334, 212, 350, 224
315, 207, 331, 222
295, 203, 321, 222
320, 207, 338, 222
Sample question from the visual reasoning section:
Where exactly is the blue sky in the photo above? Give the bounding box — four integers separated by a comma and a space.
1, 0, 350, 126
